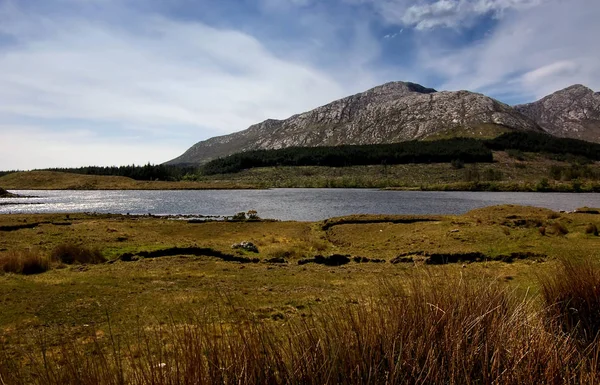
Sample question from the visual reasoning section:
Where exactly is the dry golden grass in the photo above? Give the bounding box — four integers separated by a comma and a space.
2, 265, 600, 384
0, 171, 258, 190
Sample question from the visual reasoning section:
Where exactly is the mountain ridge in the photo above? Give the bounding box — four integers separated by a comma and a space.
166, 81, 598, 166
515, 84, 600, 143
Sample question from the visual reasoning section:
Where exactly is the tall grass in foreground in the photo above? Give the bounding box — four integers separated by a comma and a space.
0, 250, 50, 275
2, 262, 600, 384
0, 244, 105, 275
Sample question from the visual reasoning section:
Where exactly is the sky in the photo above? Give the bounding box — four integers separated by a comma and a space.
1, 0, 599, 170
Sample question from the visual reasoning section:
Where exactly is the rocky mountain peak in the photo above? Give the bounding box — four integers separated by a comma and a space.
365, 81, 437, 96
514, 84, 600, 143
166, 80, 545, 165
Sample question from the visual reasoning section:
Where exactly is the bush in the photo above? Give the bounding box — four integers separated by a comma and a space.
585, 223, 598, 236
50, 244, 105, 264
548, 222, 569, 236
0, 250, 50, 275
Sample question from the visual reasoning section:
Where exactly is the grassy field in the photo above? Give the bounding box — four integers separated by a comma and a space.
1, 205, 600, 383
191, 151, 600, 190
0, 171, 258, 190
2, 151, 600, 192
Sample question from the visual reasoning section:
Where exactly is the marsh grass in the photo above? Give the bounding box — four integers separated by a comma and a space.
51, 243, 106, 264
0, 249, 50, 275
541, 258, 600, 347
3, 267, 600, 384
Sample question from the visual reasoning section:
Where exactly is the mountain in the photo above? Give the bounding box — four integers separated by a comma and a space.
166, 81, 544, 165
515, 85, 600, 143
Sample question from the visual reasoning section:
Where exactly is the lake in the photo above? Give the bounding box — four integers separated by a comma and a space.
1, 189, 598, 221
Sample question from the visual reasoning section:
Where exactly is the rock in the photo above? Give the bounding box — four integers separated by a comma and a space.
166, 81, 543, 165
232, 241, 259, 253
515, 84, 600, 143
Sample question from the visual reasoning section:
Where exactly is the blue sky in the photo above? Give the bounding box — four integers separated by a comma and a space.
1, 0, 599, 170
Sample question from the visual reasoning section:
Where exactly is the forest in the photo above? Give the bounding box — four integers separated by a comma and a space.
201, 138, 494, 175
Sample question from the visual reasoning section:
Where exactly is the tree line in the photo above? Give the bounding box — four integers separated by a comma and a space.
485, 132, 600, 161
201, 138, 494, 175
41, 164, 197, 181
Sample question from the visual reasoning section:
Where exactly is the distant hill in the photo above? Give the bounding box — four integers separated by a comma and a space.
515, 84, 600, 143
0, 171, 256, 190
166, 81, 544, 165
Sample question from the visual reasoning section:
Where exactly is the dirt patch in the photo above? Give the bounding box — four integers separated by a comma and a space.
390, 251, 546, 265
0, 223, 40, 232
501, 216, 544, 228
116, 247, 260, 264
321, 215, 442, 231
264, 257, 288, 264
0, 221, 72, 232
353, 256, 386, 263
575, 207, 600, 214
298, 254, 351, 266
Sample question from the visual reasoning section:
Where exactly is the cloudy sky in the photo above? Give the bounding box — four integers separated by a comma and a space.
1, 0, 598, 170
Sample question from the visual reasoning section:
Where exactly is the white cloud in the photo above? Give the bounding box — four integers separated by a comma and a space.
522, 61, 580, 86
374, 0, 543, 30
0, 15, 346, 133
0, 4, 375, 169
416, 0, 600, 101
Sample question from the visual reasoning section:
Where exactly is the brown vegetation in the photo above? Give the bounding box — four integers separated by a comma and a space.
51, 243, 106, 264
3, 265, 600, 384
0, 249, 50, 275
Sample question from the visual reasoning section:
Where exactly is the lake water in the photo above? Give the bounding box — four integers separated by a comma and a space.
1, 189, 598, 221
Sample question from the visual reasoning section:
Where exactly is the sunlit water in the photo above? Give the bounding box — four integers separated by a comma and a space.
1, 189, 598, 221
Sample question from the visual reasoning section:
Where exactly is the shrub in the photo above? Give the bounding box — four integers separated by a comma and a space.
50, 243, 105, 264
585, 223, 598, 236
548, 222, 569, 236
536, 178, 550, 191
231, 212, 247, 221
0, 250, 50, 275
541, 258, 600, 347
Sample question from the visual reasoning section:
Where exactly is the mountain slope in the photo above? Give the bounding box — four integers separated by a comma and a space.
167, 81, 543, 165
515, 84, 600, 143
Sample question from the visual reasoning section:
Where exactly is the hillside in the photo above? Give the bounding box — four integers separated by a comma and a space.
167, 81, 543, 165
515, 84, 600, 143
0, 171, 257, 190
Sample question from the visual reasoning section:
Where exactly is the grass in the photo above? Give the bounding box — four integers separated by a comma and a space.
51, 243, 106, 264
0, 249, 50, 275
2, 265, 600, 384
541, 258, 600, 347
0, 171, 258, 190
1, 205, 600, 383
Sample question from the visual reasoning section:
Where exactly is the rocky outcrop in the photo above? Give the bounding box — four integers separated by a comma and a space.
515, 85, 600, 143
166, 81, 543, 165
